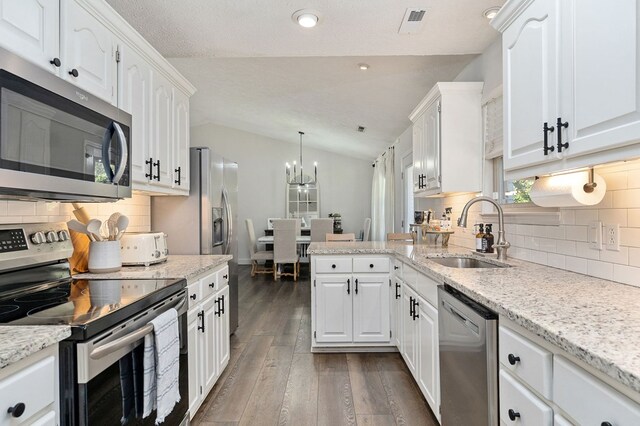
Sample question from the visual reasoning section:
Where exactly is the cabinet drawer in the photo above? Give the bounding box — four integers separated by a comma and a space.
0, 355, 55, 425
315, 257, 352, 273
392, 259, 403, 278
553, 356, 640, 425
30, 410, 56, 426
499, 370, 553, 426
499, 326, 553, 399
353, 257, 389, 273
200, 269, 218, 299
217, 265, 230, 288
414, 272, 439, 308
187, 281, 202, 309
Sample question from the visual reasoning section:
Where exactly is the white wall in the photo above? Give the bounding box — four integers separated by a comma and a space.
454, 37, 502, 101
191, 122, 373, 264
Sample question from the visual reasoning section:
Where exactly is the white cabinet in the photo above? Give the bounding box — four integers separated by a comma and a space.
151, 72, 174, 189
314, 274, 353, 343
401, 285, 418, 376
186, 264, 231, 419
494, 0, 640, 180
172, 88, 190, 191
417, 297, 439, 415
499, 369, 553, 425
352, 274, 390, 343
0, 344, 59, 426
60, 0, 117, 104
0, 0, 60, 73
409, 82, 483, 196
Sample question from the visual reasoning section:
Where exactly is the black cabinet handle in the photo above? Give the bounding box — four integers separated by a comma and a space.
543, 122, 555, 155
347, 279, 350, 295
215, 298, 221, 317
223, 274, 228, 279
508, 354, 521, 365
197, 311, 205, 332
355, 278, 359, 295
190, 293, 196, 300
409, 296, 414, 317
556, 117, 569, 152
209, 282, 215, 288
153, 160, 160, 181
601, 422, 613, 426
174, 166, 181, 185
394, 265, 399, 270
508, 409, 520, 421
68, 68, 79, 77
412, 300, 419, 320
395, 283, 401, 299
50, 57, 61, 67
7, 402, 25, 418
331, 264, 336, 269
369, 263, 374, 269
145, 158, 153, 179
221, 295, 225, 314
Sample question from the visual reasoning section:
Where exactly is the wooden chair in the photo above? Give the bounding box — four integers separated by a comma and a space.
326, 233, 356, 242
362, 218, 372, 242
246, 219, 274, 277
273, 219, 300, 281
310, 218, 334, 242
387, 232, 413, 241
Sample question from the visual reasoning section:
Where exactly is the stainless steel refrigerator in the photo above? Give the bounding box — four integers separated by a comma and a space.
151, 147, 239, 333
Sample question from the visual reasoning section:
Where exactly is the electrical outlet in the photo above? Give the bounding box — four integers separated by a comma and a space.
605, 224, 620, 251
589, 221, 602, 250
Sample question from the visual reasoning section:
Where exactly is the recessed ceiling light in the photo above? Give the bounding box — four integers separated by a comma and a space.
292, 9, 320, 28
483, 7, 501, 20
358, 63, 370, 70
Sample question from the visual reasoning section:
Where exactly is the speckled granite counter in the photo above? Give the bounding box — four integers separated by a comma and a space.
309, 241, 640, 394
0, 326, 70, 370
75, 255, 232, 281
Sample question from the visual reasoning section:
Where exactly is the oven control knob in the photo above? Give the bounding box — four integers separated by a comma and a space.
46, 231, 59, 243
30, 232, 46, 245
58, 230, 70, 241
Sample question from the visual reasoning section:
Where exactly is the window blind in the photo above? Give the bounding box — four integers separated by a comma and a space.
484, 95, 503, 159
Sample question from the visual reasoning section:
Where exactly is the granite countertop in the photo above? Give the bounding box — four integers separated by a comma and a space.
0, 326, 70, 370
75, 255, 233, 281
309, 241, 640, 394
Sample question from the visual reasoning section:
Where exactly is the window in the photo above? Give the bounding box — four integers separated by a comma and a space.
492, 157, 534, 204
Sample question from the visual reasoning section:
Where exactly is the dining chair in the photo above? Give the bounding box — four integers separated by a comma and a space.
310, 218, 334, 242
363, 218, 372, 242
273, 219, 300, 281
326, 233, 356, 242
387, 232, 413, 241
246, 219, 274, 277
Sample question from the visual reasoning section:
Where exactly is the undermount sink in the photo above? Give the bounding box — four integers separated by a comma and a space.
429, 257, 508, 269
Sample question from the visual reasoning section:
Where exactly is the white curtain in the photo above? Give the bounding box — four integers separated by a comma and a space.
371, 147, 395, 241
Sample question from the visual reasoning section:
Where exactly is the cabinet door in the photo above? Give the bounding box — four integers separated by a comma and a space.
187, 308, 202, 417
352, 274, 390, 343
412, 115, 424, 192
391, 278, 403, 349
424, 99, 441, 191
202, 295, 218, 393
0, 0, 59, 73
215, 286, 230, 375
314, 274, 353, 343
417, 297, 439, 417
60, 0, 116, 104
119, 45, 152, 185
562, 0, 640, 158
502, 0, 560, 172
151, 71, 173, 188
401, 287, 418, 376
172, 88, 190, 191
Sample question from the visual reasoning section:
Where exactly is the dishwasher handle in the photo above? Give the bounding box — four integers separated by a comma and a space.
443, 299, 480, 335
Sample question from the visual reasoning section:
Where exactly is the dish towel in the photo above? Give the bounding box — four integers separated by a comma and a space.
142, 308, 181, 424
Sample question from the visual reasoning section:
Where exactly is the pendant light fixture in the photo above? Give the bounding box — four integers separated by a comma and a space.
285, 131, 317, 185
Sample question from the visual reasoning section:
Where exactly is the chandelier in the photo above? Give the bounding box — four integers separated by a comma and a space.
285, 131, 317, 185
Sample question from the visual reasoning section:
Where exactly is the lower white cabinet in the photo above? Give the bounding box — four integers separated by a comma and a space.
352, 274, 390, 343
0, 344, 59, 426
187, 264, 230, 419
314, 274, 353, 343
499, 369, 553, 425
401, 285, 418, 376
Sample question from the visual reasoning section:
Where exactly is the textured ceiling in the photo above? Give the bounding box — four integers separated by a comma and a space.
106, 0, 504, 159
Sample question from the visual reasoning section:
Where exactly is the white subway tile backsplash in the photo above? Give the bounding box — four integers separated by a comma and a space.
564, 225, 588, 242
587, 260, 614, 280
575, 209, 598, 225
599, 209, 628, 227
0, 201, 7, 216
627, 169, 640, 189
599, 247, 629, 265
0, 216, 24, 224
576, 242, 600, 260
613, 264, 640, 288
565, 256, 588, 274
7, 201, 36, 216
601, 172, 627, 190
629, 248, 640, 267
557, 240, 578, 256
560, 209, 576, 225
547, 254, 566, 270
612, 189, 640, 209
628, 209, 640, 228
620, 228, 640, 248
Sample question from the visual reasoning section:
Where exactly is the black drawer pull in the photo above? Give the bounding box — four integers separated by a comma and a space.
209, 283, 215, 288
347, 279, 350, 295
197, 311, 205, 332
369, 263, 374, 268
7, 402, 25, 418
394, 265, 399, 270
543, 122, 555, 155
395, 283, 401, 299
69, 68, 79, 77
557, 117, 569, 152
508, 354, 520, 365
190, 293, 197, 300
508, 409, 520, 421
355, 278, 358, 295
601, 422, 613, 426
331, 264, 336, 269
50, 57, 61, 67
223, 274, 228, 279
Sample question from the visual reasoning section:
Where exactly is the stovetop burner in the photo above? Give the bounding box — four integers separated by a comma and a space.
14, 290, 69, 303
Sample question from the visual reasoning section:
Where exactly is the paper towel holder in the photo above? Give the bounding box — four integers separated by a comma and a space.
583, 168, 598, 194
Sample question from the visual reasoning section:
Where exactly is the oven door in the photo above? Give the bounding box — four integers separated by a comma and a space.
0, 60, 131, 201
69, 291, 188, 426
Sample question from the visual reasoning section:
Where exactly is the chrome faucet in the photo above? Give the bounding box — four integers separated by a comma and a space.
457, 196, 511, 261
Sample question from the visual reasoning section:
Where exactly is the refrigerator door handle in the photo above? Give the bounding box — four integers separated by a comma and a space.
222, 187, 233, 255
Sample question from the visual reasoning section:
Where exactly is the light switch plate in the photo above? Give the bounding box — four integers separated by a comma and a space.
605, 224, 620, 251
589, 221, 602, 250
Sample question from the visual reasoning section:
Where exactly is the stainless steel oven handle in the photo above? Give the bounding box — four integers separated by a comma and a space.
112, 122, 128, 184
89, 296, 186, 360
443, 300, 479, 334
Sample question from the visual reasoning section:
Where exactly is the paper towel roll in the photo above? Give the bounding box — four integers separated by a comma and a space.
529, 171, 607, 207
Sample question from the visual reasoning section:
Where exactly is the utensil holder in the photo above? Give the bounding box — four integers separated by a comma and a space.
88, 241, 122, 273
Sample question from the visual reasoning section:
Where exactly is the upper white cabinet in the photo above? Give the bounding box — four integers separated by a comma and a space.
494, 0, 640, 180
151, 72, 174, 189
0, 0, 60, 73
410, 82, 484, 196
173, 88, 190, 190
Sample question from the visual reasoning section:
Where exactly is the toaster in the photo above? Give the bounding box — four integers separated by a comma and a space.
120, 232, 169, 266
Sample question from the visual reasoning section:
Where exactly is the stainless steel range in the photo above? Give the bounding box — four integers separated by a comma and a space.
0, 223, 188, 425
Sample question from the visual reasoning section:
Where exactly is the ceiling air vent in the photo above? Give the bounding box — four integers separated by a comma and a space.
398, 8, 427, 34
357, 126, 366, 133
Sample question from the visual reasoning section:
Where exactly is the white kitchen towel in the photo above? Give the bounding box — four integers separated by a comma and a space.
142, 308, 181, 424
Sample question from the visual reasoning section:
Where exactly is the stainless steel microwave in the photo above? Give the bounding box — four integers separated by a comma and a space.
0, 47, 131, 201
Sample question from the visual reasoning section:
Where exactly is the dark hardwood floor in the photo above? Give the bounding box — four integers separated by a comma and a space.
192, 265, 438, 426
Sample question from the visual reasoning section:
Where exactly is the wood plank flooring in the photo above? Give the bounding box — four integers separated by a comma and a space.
193, 265, 438, 426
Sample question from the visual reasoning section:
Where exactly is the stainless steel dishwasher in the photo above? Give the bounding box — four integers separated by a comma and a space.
438, 284, 499, 426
